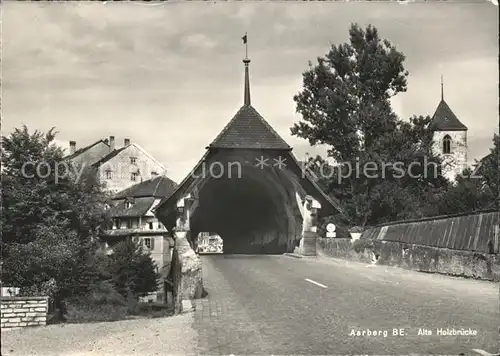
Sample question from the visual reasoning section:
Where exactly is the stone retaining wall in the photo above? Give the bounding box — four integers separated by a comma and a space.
171, 236, 203, 314
1, 296, 49, 328
318, 238, 500, 282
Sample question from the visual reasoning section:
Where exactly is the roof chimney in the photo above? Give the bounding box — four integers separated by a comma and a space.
69, 141, 76, 155
109, 136, 115, 151
124, 138, 130, 146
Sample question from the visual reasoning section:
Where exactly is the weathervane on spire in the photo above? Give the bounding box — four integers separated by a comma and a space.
242, 32, 248, 59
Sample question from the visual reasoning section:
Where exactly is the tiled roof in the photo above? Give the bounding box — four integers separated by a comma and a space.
297, 161, 319, 181
480, 153, 492, 163
287, 152, 343, 216
208, 105, 291, 150
108, 196, 156, 218
91, 146, 128, 167
64, 139, 109, 160
429, 100, 467, 131
154, 151, 211, 212
113, 175, 178, 199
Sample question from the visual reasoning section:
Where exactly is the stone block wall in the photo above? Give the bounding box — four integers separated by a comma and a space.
317, 237, 500, 281
171, 236, 203, 314
317, 237, 372, 263
1, 296, 49, 328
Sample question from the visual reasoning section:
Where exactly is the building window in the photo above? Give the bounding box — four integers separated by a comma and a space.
126, 220, 133, 229
144, 238, 153, 250
105, 170, 112, 180
149, 222, 154, 230
114, 219, 120, 229
131, 172, 138, 181
443, 135, 452, 154
125, 201, 132, 209
130, 157, 137, 165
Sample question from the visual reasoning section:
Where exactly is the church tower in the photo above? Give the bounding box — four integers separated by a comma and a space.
429, 76, 468, 182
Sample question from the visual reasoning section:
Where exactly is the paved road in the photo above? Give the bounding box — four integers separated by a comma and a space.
192, 254, 499, 355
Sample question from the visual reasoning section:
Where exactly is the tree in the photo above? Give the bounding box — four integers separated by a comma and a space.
1, 125, 111, 315
478, 133, 499, 209
436, 168, 494, 215
293, 24, 449, 227
107, 239, 159, 299
292, 24, 408, 162
436, 134, 498, 215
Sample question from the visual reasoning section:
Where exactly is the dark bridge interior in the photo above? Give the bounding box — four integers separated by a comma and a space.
190, 169, 293, 254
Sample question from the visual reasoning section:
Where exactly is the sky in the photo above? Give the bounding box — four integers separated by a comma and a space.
2, 1, 498, 183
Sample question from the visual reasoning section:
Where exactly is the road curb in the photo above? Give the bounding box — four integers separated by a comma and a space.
181, 300, 195, 314
283, 253, 303, 259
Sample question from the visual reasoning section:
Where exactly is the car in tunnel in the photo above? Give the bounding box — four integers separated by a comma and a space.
196, 232, 223, 254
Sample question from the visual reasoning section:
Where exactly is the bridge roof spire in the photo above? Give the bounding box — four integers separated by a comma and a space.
242, 33, 251, 106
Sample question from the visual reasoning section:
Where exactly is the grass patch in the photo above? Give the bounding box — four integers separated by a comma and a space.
65, 300, 173, 323
135, 302, 174, 318
66, 302, 128, 323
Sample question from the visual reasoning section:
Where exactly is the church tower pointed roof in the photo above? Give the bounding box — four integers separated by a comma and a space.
429, 76, 468, 131
208, 50, 291, 150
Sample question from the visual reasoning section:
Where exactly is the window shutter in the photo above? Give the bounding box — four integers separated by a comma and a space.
150, 238, 155, 250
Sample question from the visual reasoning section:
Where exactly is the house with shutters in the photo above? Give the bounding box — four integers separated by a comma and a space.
65, 136, 166, 193
100, 174, 178, 302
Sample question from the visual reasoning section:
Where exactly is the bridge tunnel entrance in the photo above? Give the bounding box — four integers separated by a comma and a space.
153, 57, 342, 260
190, 168, 293, 254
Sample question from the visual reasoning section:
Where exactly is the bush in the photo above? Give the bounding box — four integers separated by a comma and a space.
87, 280, 126, 306
126, 291, 141, 315
65, 302, 128, 323
64, 281, 127, 323
352, 238, 374, 253
108, 240, 159, 299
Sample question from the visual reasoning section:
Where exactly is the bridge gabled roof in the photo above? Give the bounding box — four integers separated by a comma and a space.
208, 105, 291, 150
153, 55, 344, 219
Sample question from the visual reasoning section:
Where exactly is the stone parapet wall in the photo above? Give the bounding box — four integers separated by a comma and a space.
171, 236, 203, 314
317, 237, 372, 263
1, 296, 49, 329
318, 237, 500, 282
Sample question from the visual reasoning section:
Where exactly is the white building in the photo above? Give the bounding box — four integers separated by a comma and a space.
429, 81, 468, 182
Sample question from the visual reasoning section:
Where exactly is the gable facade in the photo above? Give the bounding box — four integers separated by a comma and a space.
96, 143, 166, 193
